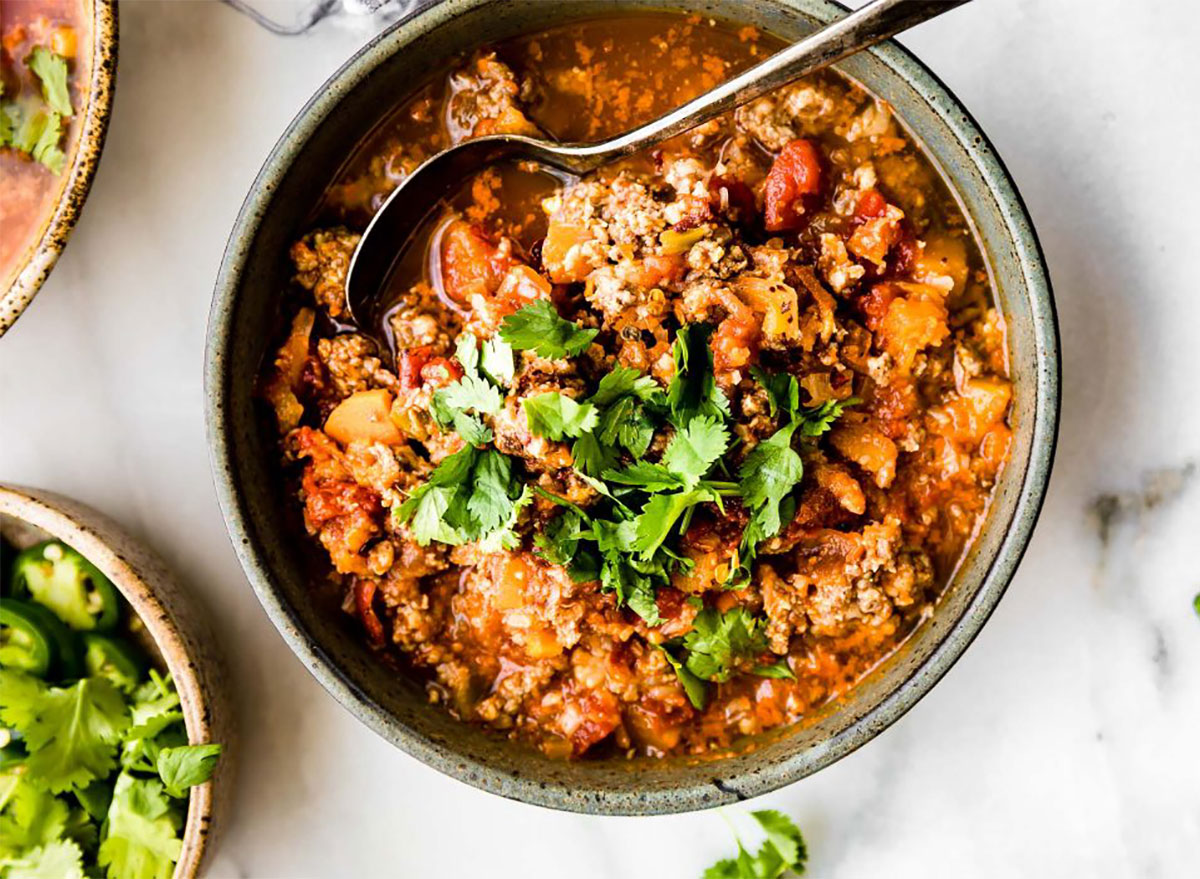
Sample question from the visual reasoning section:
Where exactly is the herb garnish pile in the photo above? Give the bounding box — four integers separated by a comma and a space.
703, 809, 808, 879
1, 46, 74, 174
394, 301, 855, 708
0, 541, 222, 879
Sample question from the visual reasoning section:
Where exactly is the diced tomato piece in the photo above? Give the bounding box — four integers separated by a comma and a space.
559, 684, 621, 756
857, 282, 899, 332
889, 231, 920, 278
419, 356, 464, 388
763, 139, 823, 232
397, 345, 433, 391
855, 188, 887, 221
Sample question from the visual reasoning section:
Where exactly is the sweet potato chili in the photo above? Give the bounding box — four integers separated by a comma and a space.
260, 15, 1011, 759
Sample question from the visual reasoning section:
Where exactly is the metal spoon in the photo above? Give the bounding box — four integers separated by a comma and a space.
345, 0, 970, 329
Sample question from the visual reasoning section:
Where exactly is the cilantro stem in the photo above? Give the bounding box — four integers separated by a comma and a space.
531, 485, 591, 518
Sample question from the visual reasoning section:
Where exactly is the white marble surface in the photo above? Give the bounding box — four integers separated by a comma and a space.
2, 0, 1199, 876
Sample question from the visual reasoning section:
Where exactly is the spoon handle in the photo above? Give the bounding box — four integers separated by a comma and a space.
560, 0, 971, 169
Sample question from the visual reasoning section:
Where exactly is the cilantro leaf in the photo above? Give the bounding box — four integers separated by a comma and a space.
738, 422, 803, 541
589, 366, 664, 407
97, 773, 182, 879
681, 607, 768, 684
396, 447, 525, 549
523, 392, 599, 441
429, 334, 507, 446
396, 447, 477, 546
29, 111, 65, 175
603, 461, 686, 492
28, 47, 72, 116
478, 485, 532, 553
0, 674, 129, 794
662, 416, 729, 487
632, 490, 705, 559
599, 555, 662, 626
751, 810, 807, 869
466, 450, 520, 535
9, 107, 65, 175
702, 809, 808, 879
429, 335, 504, 446
0, 771, 69, 857
595, 395, 656, 459
798, 397, 859, 438
661, 649, 708, 710
5, 839, 86, 879
435, 374, 502, 421
752, 658, 796, 680
571, 432, 619, 477
534, 507, 586, 568
751, 366, 800, 421
499, 300, 597, 359
126, 672, 182, 741
155, 744, 222, 800
667, 324, 729, 427
0, 102, 13, 148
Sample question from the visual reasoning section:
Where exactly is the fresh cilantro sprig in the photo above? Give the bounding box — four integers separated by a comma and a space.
430, 335, 507, 446
499, 300, 597, 359
668, 324, 730, 427
704, 809, 808, 879
729, 370, 859, 586
663, 607, 793, 710
0, 671, 128, 794
523, 393, 598, 441
395, 445, 527, 549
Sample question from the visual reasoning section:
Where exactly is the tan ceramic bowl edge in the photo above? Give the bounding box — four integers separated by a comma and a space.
0, 485, 234, 878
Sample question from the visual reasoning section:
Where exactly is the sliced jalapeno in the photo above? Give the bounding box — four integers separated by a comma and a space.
0, 600, 55, 675
0, 598, 83, 680
82, 633, 145, 692
11, 540, 120, 632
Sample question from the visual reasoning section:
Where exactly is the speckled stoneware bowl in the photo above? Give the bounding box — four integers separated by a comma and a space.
206, 0, 1060, 814
0, 485, 234, 876
0, 0, 118, 336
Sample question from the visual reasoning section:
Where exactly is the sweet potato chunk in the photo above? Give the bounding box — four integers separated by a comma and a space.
324, 389, 403, 446
735, 275, 801, 344
931, 378, 1012, 445
541, 220, 598, 283
879, 295, 950, 374
830, 422, 898, 488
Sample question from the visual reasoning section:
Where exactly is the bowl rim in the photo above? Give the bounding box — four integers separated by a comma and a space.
0, 0, 119, 337
0, 484, 233, 876
205, 0, 1060, 813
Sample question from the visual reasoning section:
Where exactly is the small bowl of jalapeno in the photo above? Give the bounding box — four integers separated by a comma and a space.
0, 484, 233, 879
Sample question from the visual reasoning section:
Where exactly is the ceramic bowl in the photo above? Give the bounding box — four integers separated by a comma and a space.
206, 0, 1059, 814
0, 0, 119, 336
0, 485, 234, 876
